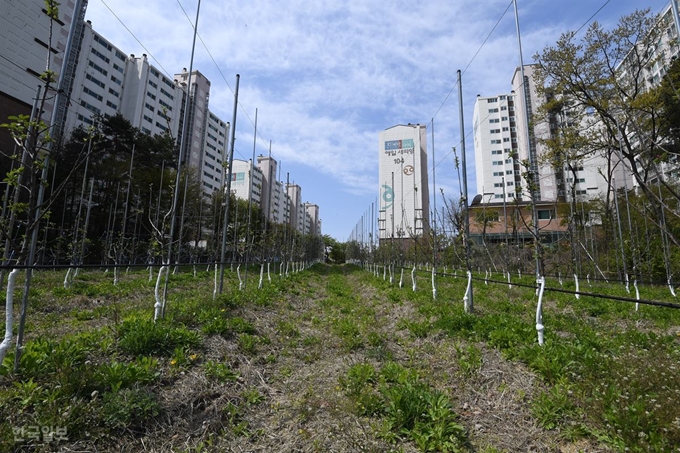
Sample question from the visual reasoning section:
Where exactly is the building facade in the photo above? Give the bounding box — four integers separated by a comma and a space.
230, 159, 263, 206
0, 0, 85, 158
378, 124, 430, 242
303, 203, 320, 236
472, 94, 521, 203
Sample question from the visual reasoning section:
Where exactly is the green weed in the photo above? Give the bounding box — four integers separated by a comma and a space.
117, 318, 201, 356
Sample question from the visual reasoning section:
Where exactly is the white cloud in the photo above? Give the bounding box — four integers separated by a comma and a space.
84, 0, 670, 239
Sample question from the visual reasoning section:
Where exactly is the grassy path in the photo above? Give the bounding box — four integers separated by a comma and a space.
1, 263, 678, 451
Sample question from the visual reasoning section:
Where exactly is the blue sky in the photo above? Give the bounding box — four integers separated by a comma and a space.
85, 0, 670, 241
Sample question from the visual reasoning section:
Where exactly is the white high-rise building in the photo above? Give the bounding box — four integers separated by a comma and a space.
201, 111, 229, 193
230, 159, 263, 205
256, 154, 279, 223
473, 94, 520, 203
303, 203, 319, 236
474, 65, 629, 204
60, 21, 230, 196
378, 124, 430, 242
0, 0, 85, 153
286, 183, 304, 233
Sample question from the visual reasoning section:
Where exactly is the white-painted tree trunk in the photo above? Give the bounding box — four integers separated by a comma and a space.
411, 266, 417, 292
536, 276, 546, 346
64, 268, 72, 289
267, 262, 271, 283
574, 274, 580, 299
431, 267, 437, 300
0, 269, 20, 364
154, 264, 168, 322
669, 279, 676, 298
237, 265, 243, 291
399, 268, 403, 288
258, 264, 264, 289
507, 271, 512, 289
634, 279, 640, 312
213, 263, 218, 300
463, 270, 472, 313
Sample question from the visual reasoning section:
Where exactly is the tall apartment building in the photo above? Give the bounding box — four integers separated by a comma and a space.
63, 26, 179, 135
230, 159, 263, 206
618, 0, 680, 183
286, 183, 304, 233
58, 21, 229, 195
303, 203, 320, 236
378, 124, 430, 242
472, 94, 520, 202
0, 0, 85, 158
474, 64, 629, 205
256, 154, 279, 223
511, 64, 559, 201
201, 111, 229, 193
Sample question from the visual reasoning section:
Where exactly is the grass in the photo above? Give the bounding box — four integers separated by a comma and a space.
0, 263, 678, 451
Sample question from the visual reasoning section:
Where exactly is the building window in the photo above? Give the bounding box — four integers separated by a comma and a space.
77, 114, 94, 125
488, 108, 498, 113
109, 88, 120, 97
160, 88, 174, 100
93, 34, 113, 51
90, 47, 110, 64
80, 100, 100, 114
537, 209, 553, 220
85, 73, 106, 89
83, 86, 103, 101
88, 60, 107, 76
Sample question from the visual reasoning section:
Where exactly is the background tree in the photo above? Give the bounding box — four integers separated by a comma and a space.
534, 8, 679, 248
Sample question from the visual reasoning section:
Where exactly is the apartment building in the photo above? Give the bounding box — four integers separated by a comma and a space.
230, 159, 263, 206
377, 124, 430, 242
303, 203, 320, 236
0, 0, 85, 156
472, 93, 521, 203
